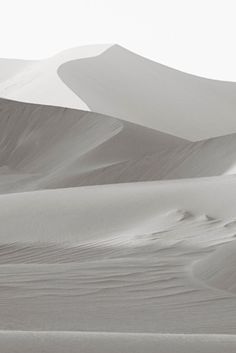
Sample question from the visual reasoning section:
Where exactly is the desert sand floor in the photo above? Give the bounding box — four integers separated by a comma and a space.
1, 331, 236, 353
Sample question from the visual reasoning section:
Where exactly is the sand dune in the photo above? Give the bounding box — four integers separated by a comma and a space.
0, 58, 34, 82
1, 45, 236, 139
0, 45, 111, 110
0, 179, 236, 333
58, 44, 236, 140
1, 98, 236, 194
1, 44, 236, 351
193, 240, 236, 294
0, 97, 186, 193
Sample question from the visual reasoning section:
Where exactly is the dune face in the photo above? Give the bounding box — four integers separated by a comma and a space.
2, 44, 236, 140
1, 45, 236, 352
193, 240, 236, 294
1, 98, 236, 194
0, 58, 35, 82
58, 44, 236, 140
0, 45, 111, 110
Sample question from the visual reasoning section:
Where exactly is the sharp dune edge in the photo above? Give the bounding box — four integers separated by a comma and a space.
1, 45, 236, 352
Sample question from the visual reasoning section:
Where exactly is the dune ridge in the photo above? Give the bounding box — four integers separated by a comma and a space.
2, 44, 236, 139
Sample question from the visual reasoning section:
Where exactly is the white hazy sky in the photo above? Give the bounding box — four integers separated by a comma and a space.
1, 0, 236, 80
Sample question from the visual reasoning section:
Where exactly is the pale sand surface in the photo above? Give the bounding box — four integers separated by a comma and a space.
0, 179, 236, 335
0, 45, 111, 111
1, 331, 236, 353
1, 45, 236, 139
0, 45, 236, 352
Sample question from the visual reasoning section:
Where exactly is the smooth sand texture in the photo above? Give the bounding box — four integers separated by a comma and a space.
1, 98, 236, 194
1, 332, 236, 353
193, 240, 236, 294
0, 58, 34, 82
58, 44, 236, 140
0, 45, 111, 111
1, 45, 236, 352
1, 45, 236, 139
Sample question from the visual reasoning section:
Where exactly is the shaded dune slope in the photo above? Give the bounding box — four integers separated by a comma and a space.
1, 98, 236, 193
0, 98, 185, 193
58, 45, 236, 140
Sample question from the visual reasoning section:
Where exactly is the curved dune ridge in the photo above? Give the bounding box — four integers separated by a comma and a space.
0, 45, 111, 111
1, 45, 236, 351
1, 44, 236, 139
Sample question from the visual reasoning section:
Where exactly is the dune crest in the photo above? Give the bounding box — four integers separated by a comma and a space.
1, 45, 236, 139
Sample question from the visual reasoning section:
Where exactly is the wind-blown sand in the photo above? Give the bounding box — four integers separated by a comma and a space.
0, 45, 236, 352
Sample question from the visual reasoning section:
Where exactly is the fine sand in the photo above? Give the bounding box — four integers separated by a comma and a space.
1, 331, 236, 353
0, 45, 236, 352
1, 98, 236, 194
2, 45, 236, 139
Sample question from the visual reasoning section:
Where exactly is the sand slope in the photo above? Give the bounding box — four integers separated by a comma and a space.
0, 178, 236, 333
58, 44, 236, 140
0, 98, 185, 193
1, 98, 236, 194
0, 58, 34, 82
0, 45, 111, 110
1, 45, 236, 139
193, 240, 236, 294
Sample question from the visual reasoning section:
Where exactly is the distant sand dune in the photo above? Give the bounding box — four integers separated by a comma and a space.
0, 45, 111, 111
58, 45, 236, 140
1, 45, 236, 139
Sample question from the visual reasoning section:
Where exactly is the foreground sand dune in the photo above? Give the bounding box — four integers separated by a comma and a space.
0, 179, 236, 333
193, 240, 236, 294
